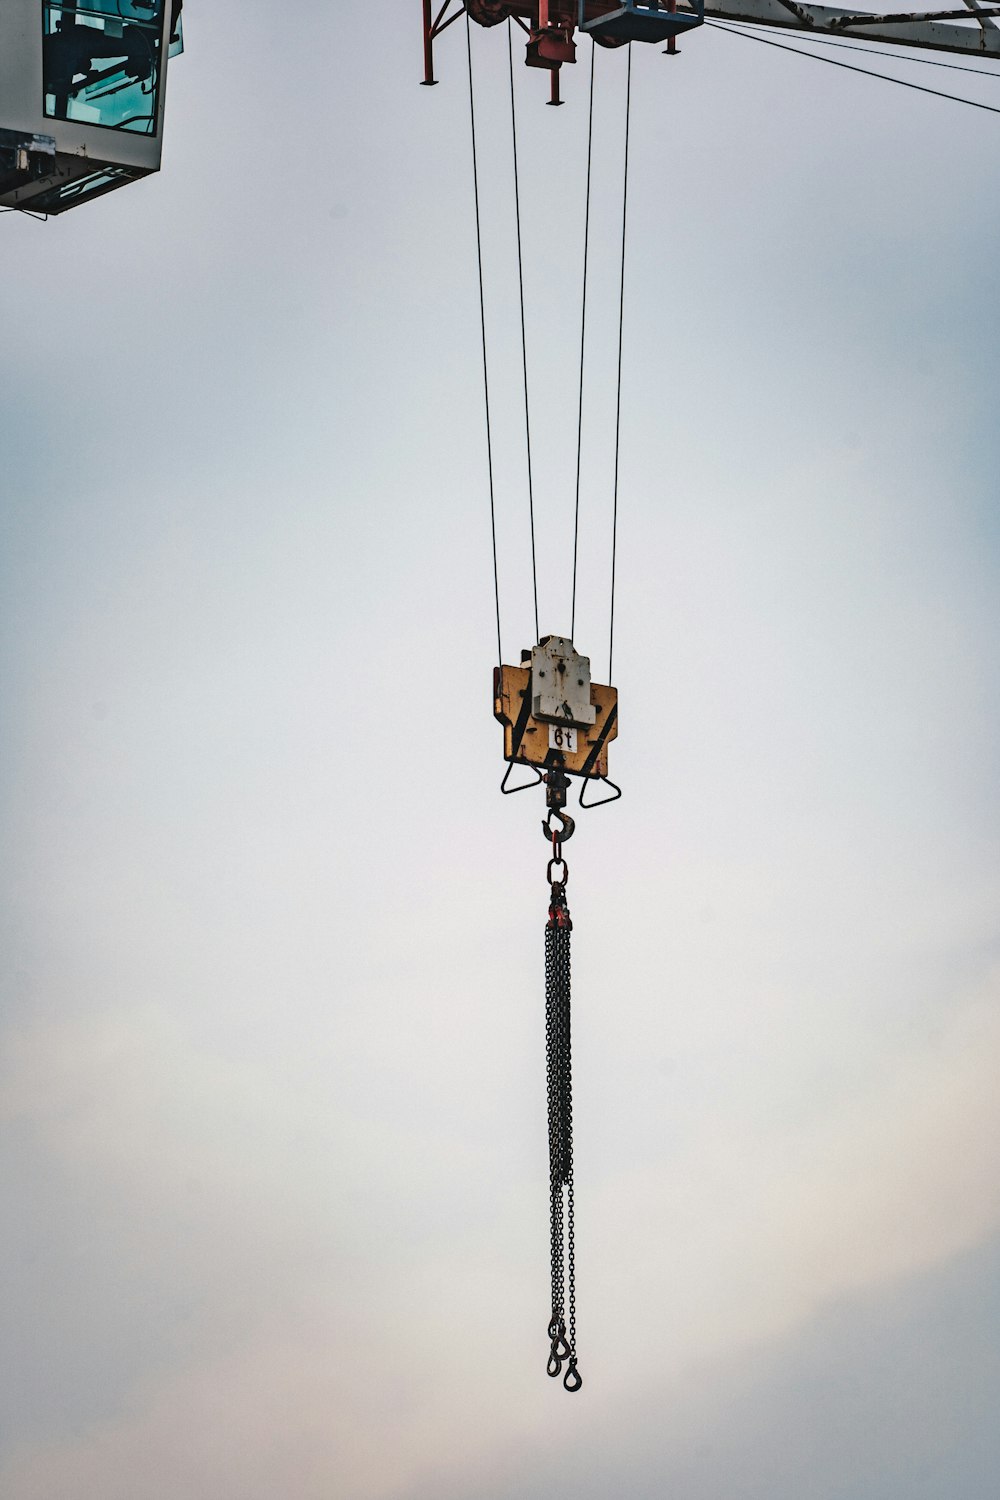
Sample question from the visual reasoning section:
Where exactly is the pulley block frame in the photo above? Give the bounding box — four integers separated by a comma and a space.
494, 637, 618, 780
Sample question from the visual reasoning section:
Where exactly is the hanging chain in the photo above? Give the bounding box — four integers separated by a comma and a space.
544, 814, 582, 1392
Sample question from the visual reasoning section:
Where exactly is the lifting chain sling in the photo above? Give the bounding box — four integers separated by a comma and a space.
543, 797, 582, 1392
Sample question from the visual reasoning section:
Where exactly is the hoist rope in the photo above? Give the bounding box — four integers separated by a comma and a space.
570, 41, 597, 644
509, 21, 541, 644
732, 20, 1000, 78
709, 21, 1000, 115
608, 43, 632, 685
466, 10, 504, 667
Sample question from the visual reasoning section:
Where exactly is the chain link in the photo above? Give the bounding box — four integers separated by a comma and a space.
545, 875, 581, 1391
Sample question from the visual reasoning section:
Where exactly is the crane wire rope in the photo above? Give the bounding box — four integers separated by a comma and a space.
608, 42, 632, 685
509, 19, 541, 644
570, 40, 598, 643
730, 20, 1000, 77
466, 8, 504, 667
463, 27, 633, 673
708, 20, 1000, 114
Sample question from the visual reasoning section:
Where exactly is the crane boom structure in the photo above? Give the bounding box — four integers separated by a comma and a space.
703, 0, 1000, 57
428, 0, 1000, 69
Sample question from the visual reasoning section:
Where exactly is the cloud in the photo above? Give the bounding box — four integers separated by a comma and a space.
583, 965, 1000, 1384
0, 962, 996, 1499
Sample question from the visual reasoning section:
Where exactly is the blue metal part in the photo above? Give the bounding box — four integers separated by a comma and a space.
579, 0, 704, 42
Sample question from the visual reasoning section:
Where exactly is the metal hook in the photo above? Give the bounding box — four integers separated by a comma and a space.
547, 1323, 570, 1376
541, 807, 575, 844
562, 1357, 582, 1392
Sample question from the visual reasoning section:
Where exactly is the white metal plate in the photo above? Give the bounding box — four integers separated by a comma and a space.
531, 636, 597, 728
548, 725, 578, 753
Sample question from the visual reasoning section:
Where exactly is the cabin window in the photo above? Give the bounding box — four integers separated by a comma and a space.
27, 164, 139, 211
42, 1, 165, 135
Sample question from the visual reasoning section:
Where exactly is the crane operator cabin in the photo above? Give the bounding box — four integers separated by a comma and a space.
0, 0, 183, 215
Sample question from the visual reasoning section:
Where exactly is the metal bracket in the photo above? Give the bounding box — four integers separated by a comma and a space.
531, 636, 597, 728
500, 761, 545, 794
420, 0, 467, 84
579, 774, 622, 808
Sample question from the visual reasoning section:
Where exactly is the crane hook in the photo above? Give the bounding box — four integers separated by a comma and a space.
542, 807, 575, 844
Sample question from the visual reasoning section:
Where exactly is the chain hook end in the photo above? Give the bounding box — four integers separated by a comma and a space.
541, 807, 575, 844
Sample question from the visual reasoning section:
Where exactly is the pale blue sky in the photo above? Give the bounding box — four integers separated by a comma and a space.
1, 5, 998, 1497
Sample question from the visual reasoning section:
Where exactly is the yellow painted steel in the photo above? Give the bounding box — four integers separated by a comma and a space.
494, 663, 618, 778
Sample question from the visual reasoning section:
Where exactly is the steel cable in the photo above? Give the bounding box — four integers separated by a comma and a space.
466, 10, 504, 667
730, 19, 1000, 77
570, 40, 597, 643
709, 20, 1000, 114
608, 43, 632, 685
509, 21, 541, 645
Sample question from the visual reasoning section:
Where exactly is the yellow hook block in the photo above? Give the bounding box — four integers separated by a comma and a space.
493, 644, 618, 780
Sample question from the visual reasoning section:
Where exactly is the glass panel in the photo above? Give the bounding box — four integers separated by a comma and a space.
42, 2, 165, 135
27, 164, 137, 211
169, 1, 184, 59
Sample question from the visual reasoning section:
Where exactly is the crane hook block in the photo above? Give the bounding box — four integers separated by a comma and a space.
494, 635, 617, 780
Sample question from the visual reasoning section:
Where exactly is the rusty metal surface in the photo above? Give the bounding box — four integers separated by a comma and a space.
494, 663, 618, 778
436, 0, 1000, 57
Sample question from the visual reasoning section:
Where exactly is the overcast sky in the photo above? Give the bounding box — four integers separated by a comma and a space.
2, 4, 998, 1497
